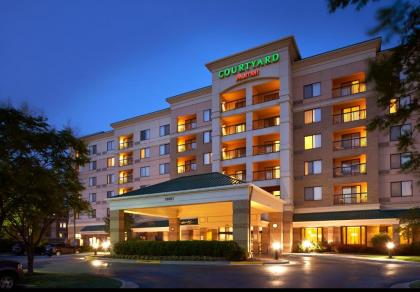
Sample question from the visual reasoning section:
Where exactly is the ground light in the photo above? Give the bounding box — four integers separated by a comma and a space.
272, 242, 281, 260
386, 241, 395, 259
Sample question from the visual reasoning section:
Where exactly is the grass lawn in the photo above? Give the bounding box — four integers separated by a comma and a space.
357, 255, 420, 263
410, 281, 420, 288
22, 272, 122, 288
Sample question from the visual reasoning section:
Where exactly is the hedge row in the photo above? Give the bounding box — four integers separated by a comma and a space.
113, 240, 246, 261
111, 254, 225, 261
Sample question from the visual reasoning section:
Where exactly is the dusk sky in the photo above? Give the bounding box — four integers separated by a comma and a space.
0, 0, 398, 136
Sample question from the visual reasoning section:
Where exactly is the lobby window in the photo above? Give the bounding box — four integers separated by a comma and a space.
303, 82, 321, 99
342, 226, 366, 245
304, 108, 321, 124
159, 163, 170, 175
203, 131, 212, 144
301, 227, 323, 243
88, 144, 97, 155
304, 134, 321, 150
218, 226, 233, 241
59, 222, 67, 229
203, 152, 212, 165
89, 161, 97, 171
159, 143, 170, 156
88, 177, 96, 187
140, 129, 150, 141
159, 124, 170, 137
140, 147, 151, 159
390, 153, 412, 169
304, 160, 322, 175
106, 191, 115, 198
107, 157, 115, 168
107, 140, 114, 151
390, 124, 411, 141
107, 174, 115, 184
88, 193, 96, 203
304, 186, 322, 201
391, 181, 413, 197
140, 166, 150, 177
203, 109, 212, 122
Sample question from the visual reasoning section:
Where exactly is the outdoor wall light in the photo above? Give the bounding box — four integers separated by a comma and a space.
170, 227, 175, 231
272, 242, 281, 260
272, 223, 278, 228
386, 241, 395, 259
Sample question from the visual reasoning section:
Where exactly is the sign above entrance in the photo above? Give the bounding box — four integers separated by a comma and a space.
217, 53, 280, 80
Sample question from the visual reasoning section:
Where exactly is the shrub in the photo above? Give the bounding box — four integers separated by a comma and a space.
334, 244, 379, 254
113, 240, 246, 261
371, 233, 391, 253
397, 242, 420, 256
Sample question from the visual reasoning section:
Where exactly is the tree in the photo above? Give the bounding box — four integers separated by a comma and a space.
0, 104, 90, 274
399, 207, 420, 243
328, 0, 420, 177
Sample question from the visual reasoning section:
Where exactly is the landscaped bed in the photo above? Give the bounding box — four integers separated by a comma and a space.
113, 240, 247, 261
22, 273, 122, 288
410, 280, 420, 288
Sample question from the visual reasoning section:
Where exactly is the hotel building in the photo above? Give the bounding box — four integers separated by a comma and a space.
69, 36, 419, 254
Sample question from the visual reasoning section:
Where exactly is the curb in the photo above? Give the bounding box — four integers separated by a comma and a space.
118, 278, 139, 289
287, 253, 420, 265
390, 280, 419, 288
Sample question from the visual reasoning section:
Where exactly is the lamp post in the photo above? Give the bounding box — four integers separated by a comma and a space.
101, 240, 111, 253
91, 241, 99, 256
272, 242, 281, 260
386, 241, 395, 259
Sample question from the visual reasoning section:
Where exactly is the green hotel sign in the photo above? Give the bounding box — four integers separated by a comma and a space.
217, 52, 280, 79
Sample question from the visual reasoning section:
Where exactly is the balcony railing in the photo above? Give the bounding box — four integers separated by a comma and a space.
333, 163, 367, 177
119, 157, 133, 167
333, 109, 366, 124
118, 175, 133, 184
225, 171, 246, 181
334, 192, 368, 205
221, 123, 246, 136
253, 90, 279, 105
253, 116, 280, 130
119, 141, 133, 150
177, 163, 197, 174
221, 98, 246, 112
332, 81, 366, 98
221, 147, 246, 160
253, 167, 281, 181
333, 136, 367, 150
177, 120, 197, 133
253, 142, 281, 155
177, 141, 197, 153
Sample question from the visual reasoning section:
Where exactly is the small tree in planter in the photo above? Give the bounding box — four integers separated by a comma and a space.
371, 233, 391, 254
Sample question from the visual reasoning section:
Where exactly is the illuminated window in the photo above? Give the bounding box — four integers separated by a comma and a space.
140, 147, 150, 159
218, 226, 233, 241
304, 134, 321, 150
342, 226, 366, 245
107, 157, 115, 168
304, 108, 321, 124
390, 96, 412, 113
301, 227, 323, 243
236, 124, 246, 133
342, 106, 361, 123
390, 99, 398, 114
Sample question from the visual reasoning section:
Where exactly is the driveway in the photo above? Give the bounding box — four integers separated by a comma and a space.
2, 253, 419, 288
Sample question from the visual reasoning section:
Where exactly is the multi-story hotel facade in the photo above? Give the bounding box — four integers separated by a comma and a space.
69, 36, 419, 254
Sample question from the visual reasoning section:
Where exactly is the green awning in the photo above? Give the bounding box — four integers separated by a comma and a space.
293, 209, 404, 222
80, 225, 106, 232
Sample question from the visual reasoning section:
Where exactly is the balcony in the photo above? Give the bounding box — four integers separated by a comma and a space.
333, 109, 366, 124
222, 123, 246, 136
333, 136, 367, 150
253, 116, 280, 130
221, 98, 246, 112
177, 120, 197, 133
177, 141, 197, 153
253, 167, 280, 181
221, 147, 246, 161
177, 163, 197, 174
253, 142, 280, 155
253, 90, 279, 105
333, 163, 367, 177
118, 140, 133, 150
332, 81, 366, 98
119, 157, 133, 167
224, 170, 246, 181
334, 192, 368, 205
118, 175, 133, 184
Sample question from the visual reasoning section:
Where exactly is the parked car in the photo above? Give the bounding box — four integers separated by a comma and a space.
11, 242, 46, 256
0, 260, 24, 289
44, 243, 77, 256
